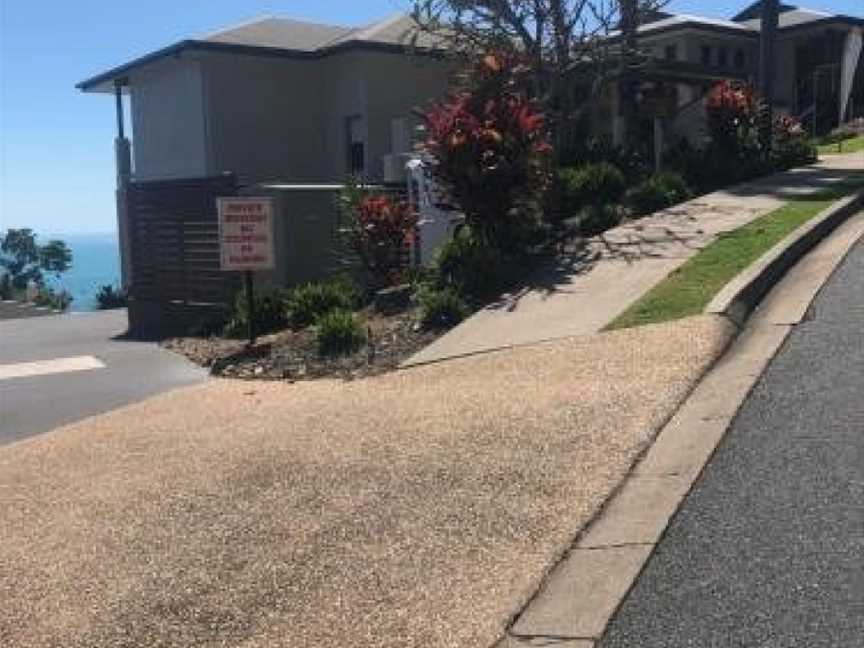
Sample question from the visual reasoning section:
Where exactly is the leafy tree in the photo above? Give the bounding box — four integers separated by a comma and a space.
39, 240, 73, 280
412, 0, 667, 147
0, 229, 74, 289
1, 229, 42, 289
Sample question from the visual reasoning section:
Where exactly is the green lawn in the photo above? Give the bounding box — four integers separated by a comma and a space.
607, 177, 864, 330
817, 134, 864, 156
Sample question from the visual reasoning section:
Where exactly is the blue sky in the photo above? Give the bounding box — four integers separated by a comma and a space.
1, 0, 861, 234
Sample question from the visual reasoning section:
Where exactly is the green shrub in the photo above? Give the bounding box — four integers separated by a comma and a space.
434, 228, 515, 301
418, 287, 470, 330
557, 135, 649, 183
627, 172, 691, 216
558, 162, 626, 215
33, 288, 72, 311
223, 287, 289, 338
287, 276, 361, 329
772, 136, 817, 170
818, 130, 856, 146
580, 204, 622, 236
315, 309, 366, 356
95, 284, 127, 310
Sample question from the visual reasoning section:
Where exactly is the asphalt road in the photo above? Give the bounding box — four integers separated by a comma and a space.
0, 309, 207, 445
599, 238, 864, 647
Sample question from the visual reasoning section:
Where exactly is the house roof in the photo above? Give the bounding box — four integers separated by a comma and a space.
638, 13, 756, 34
606, 12, 758, 41
612, 3, 862, 41
202, 14, 442, 51
738, 7, 836, 29
78, 14, 443, 93
203, 16, 353, 51
733, 1, 799, 22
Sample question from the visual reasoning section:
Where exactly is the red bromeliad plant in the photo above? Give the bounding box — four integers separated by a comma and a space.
351, 193, 418, 288
418, 50, 552, 250
705, 80, 760, 154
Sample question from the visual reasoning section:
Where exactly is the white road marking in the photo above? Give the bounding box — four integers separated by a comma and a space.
0, 356, 106, 381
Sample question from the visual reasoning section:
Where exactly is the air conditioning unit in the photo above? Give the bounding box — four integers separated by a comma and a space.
382, 153, 413, 184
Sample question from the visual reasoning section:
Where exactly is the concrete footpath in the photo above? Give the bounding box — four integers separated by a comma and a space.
406, 154, 862, 366
598, 229, 864, 646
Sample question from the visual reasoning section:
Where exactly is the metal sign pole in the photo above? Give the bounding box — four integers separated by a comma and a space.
245, 270, 255, 346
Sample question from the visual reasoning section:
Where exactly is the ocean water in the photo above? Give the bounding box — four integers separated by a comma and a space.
47, 233, 121, 312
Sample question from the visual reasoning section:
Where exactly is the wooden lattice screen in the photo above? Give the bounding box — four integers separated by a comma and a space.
126, 174, 238, 306
125, 175, 238, 336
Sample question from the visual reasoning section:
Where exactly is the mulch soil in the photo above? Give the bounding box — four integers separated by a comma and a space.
162, 306, 443, 382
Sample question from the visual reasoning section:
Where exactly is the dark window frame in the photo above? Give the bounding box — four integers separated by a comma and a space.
345, 115, 366, 175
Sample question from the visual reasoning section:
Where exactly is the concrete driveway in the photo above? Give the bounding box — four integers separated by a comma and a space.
0, 309, 207, 445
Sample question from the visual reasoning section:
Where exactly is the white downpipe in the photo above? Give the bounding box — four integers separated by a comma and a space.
406, 157, 462, 267
840, 27, 863, 125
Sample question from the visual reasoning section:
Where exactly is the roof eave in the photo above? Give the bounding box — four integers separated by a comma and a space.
606, 21, 758, 44
77, 37, 447, 93
776, 15, 864, 35
77, 41, 193, 92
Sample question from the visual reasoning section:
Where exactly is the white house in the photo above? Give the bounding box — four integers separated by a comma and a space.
78, 14, 451, 185
78, 5, 862, 185
593, 2, 864, 144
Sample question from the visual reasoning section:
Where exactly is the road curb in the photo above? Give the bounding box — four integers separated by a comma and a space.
498, 207, 864, 648
707, 190, 864, 326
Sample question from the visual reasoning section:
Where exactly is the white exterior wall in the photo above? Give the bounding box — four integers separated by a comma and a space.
125, 47, 449, 185
200, 52, 328, 183
359, 51, 451, 180
129, 56, 208, 180
320, 51, 368, 179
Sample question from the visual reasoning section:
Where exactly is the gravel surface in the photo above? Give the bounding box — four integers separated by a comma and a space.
0, 316, 733, 648
599, 239, 864, 647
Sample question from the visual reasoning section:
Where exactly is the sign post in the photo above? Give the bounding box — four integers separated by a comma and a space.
217, 197, 275, 346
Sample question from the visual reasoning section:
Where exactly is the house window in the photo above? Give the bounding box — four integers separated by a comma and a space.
346, 115, 365, 174
718, 48, 729, 68
701, 45, 712, 66
734, 49, 745, 69
664, 44, 678, 61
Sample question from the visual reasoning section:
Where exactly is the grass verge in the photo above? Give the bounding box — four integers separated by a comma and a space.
817, 135, 864, 156
607, 176, 864, 330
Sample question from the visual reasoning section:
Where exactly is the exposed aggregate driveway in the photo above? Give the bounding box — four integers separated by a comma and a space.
0, 316, 733, 648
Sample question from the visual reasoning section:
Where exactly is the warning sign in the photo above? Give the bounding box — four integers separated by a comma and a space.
217, 197, 275, 271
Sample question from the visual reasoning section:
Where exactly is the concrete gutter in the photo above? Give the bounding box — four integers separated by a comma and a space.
498, 203, 864, 648
707, 190, 864, 326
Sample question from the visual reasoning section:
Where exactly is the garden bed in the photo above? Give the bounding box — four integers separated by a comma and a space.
162, 304, 442, 382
